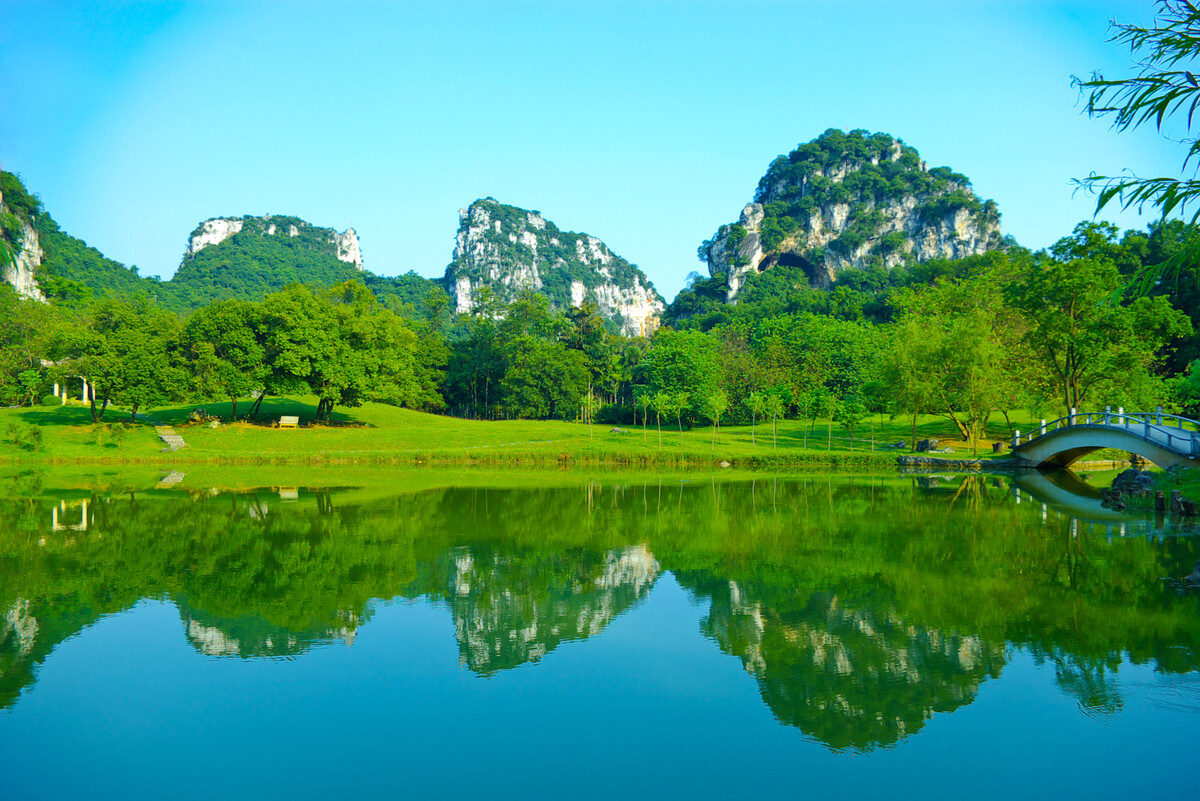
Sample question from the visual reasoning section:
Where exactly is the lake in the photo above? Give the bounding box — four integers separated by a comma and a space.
1, 469, 1198, 799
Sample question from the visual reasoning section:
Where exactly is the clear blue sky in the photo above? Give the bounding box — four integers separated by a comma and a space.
0, 0, 1183, 301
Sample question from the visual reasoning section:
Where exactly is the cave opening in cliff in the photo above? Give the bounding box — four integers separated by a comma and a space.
757, 253, 818, 287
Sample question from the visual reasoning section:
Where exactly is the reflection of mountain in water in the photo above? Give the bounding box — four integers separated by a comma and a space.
692, 578, 1004, 751
2, 599, 37, 662
1, 598, 39, 705
445, 544, 659, 675
2, 475, 1198, 751
177, 598, 363, 659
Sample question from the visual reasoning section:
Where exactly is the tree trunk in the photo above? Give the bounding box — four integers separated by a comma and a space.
230, 397, 239, 421
248, 392, 266, 421
946, 411, 971, 440
90, 393, 109, 424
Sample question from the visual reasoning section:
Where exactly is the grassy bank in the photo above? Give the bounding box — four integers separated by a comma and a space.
0, 396, 1062, 469
0, 460, 928, 501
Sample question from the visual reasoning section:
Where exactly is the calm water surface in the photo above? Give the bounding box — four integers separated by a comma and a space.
1, 470, 1198, 800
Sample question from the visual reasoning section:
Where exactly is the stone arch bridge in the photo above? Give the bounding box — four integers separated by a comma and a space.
1011, 408, 1200, 470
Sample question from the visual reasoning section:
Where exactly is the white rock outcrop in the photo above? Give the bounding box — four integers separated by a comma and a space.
446, 198, 664, 337
334, 228, 362, 267
185, 216, 364, 270
0, 190, 47, 302
187, 218, 244, 255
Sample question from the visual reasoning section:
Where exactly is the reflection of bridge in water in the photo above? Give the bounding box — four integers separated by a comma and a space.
1012, 408, 1200, 469
1008, 468, 1195, 540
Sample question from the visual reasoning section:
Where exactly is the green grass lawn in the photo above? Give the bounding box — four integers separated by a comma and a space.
0, 396, 1056, 468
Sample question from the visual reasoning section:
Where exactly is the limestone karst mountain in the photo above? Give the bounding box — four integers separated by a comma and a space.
444, 198, 664, 336
700, 129, 1004, 300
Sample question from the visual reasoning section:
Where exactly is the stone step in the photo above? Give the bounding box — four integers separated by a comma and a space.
155, 426, 187, 451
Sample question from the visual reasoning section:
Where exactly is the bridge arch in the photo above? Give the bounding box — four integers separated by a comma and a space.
1011, 412, 1200, 470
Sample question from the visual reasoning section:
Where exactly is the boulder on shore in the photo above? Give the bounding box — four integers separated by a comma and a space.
1112, 469, 1156, 494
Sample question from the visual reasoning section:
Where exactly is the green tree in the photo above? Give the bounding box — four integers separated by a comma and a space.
581, 387, 600, 437
765, 392, 785, 451
1176, 358, 1200, 413
74, 298, 188, 422
889, 263, 1033, 448
701, 390, 729, 450
641, 329, 723, 426
746, 391, 767, 447
1007, 254, 1191, 415
834, 394, 868, 450
650, 390, 669, 448
0, 285, 63, 406
501, 338, 589, 419
660, 391, 690, 443
882, 317, 939, 449
446, 312, 503, 418
182, 299, 266, 420
257, 283, 404, 423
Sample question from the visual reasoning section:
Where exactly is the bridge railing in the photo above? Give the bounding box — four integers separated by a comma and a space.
1011, 407, 1200, 456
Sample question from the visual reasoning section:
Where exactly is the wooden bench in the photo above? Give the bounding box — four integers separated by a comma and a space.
276, 415, 300, 429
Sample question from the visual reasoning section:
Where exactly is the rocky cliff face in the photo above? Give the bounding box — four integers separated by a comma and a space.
0, 186, 46, 302
702, 129, 1003, 299
445, 198, 664, 337
186, 215, 363, 269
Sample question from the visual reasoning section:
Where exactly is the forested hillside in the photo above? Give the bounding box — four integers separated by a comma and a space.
4, 143, 1200, 443
1, 170, 450, 315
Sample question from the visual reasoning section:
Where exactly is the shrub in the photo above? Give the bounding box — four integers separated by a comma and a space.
4, 422, 43, 451
41, 394, 62, 407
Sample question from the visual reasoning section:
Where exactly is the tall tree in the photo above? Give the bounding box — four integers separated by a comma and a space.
182, 299, 266, 420
75, 298, 187, 422
1007, 255, 1191, 414
1074, 0, 1200, 292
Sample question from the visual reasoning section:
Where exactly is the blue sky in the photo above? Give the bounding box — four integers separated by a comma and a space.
0, 0, 1184, 300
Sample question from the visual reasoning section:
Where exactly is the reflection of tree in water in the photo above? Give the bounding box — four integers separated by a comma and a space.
686, 575, 1004, 751
438, 544, 659, 675
0, 489, 426, 706
1, 474, 1199, 751
1039, 649, 1124, 716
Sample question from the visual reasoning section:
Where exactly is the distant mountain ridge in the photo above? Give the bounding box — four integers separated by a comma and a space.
0, 171, 447, 312
168, 214, 369, 308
